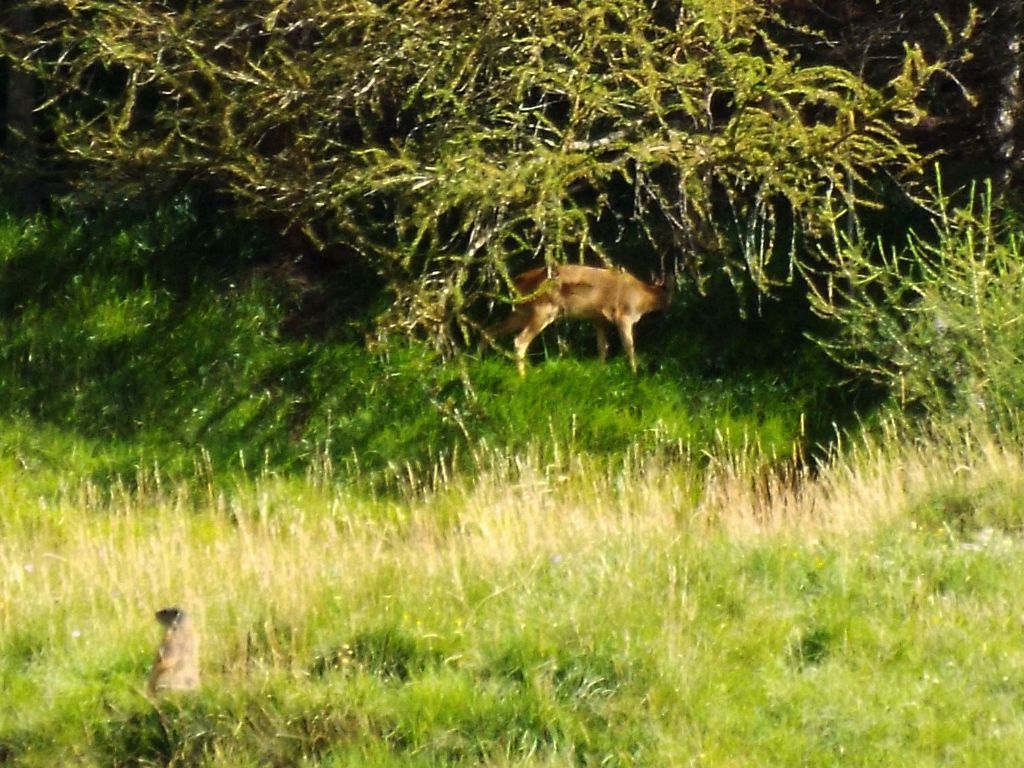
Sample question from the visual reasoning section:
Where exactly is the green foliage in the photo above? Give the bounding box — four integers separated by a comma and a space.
10, 0, 951, 344
807, 177, 1024, 426
0, 200, 305, 474
0, 201, 838, 484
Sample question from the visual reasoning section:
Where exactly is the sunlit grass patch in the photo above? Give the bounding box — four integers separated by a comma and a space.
4, 429, 1024, 764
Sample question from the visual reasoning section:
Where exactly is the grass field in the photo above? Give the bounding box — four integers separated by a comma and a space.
5, 196, 1024, 766
4, 427, 1024, 766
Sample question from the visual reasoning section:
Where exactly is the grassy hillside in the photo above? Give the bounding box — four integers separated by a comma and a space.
0, 201, 848, 486
3, 429, 1024, 766
6, 200, 1024, 765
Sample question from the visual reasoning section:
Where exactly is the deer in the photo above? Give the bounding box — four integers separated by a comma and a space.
484, 264, 673, 375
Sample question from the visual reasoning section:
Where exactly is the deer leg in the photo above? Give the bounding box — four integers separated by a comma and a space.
513, 303, 560, 376
594, 321, 610, 363
616, 318, 637, 373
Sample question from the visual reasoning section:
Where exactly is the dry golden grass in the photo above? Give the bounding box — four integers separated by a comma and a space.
3, 425, 1020, 675
6, 428, 1024, 765
699, 425, 1024, 537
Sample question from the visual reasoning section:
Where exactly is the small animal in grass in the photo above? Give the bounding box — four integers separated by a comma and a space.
148, 607, 200, 695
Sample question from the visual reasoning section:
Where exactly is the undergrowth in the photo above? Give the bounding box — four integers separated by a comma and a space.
0, 200, 845, 486
809, 177, 1024, 429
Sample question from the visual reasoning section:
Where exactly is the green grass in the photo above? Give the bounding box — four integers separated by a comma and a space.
3, 430, 1024, 765
9, 195, 1022, 765
0, 201, 844, 487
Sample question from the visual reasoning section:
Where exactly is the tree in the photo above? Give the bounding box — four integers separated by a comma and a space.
1, 1, 40, 213
776, 1, 1022, 187
987, 1, 1023, 184
10, 0, 951, 348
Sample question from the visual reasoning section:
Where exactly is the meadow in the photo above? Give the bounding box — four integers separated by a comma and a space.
4, 198, 1024, 765
4, 0, 1023, 759
4, 425, 1024, 766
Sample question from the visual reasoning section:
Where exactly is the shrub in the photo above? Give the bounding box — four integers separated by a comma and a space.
808, 176, 1024, 426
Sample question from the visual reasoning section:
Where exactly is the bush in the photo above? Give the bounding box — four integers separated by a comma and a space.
808, 177, 1024, 426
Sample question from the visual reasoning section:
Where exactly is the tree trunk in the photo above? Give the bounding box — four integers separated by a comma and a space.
4, 3, 40, 213
990, 2, 1023, 186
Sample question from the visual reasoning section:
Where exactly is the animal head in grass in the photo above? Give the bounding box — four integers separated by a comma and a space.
148, 606, 200, 695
